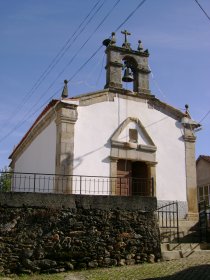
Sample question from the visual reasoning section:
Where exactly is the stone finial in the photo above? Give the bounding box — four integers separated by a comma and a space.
111, 32, 116, 45
121, 29, 131, 49
144, 49, 149, 55
61, 80, 68, 98
185, 104, 190, 117
137, 40, 144, 51
102, 32, 116, 47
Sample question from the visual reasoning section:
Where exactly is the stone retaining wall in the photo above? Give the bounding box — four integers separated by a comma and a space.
0, 193, 160, 274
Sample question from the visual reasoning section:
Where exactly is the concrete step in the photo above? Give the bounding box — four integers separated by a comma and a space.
161, 242, 210, 261
159, 219, 200, 243
160, 230, 200, 243
161, 242, 210, 251
178, 219, 199, 228
161, 249, 210, 261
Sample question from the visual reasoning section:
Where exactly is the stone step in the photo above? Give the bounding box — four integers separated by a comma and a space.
161, 242, 210, 251
161, 249, 210, 261
161, 242, 210, 261
159, 222, 200, 243
178, 219, 199, 228
159, 219, 199, 232
160, 231, 200, 243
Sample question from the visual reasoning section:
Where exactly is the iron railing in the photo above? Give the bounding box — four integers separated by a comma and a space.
199, 200, 210, 242
157, 201, 179, 243
0, 171, 154, 196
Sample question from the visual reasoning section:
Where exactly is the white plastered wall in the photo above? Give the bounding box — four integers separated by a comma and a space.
14, 120, 56, 174
73, 94, 186, 202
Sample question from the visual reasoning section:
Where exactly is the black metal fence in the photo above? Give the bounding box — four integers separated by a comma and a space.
199, 200, 210, 242
157, 201, 179, 243
0, 171, 154, 196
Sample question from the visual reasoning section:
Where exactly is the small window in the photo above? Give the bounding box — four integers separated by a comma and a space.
129, 129, 138, 143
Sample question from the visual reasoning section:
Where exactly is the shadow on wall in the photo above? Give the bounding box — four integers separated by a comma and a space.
145, 264, 210, 280
69, 142, 111, 171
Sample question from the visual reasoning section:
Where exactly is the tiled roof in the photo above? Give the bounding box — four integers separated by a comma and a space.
9, 99, 59, 159
197, 155, 210, 164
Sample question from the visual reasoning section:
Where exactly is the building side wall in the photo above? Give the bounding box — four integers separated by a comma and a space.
73, 95, 186, 202
197, 159, 210, 186
14, 121, 56, 174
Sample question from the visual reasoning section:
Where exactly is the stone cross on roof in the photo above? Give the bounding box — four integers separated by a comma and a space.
121, 29, 131, 49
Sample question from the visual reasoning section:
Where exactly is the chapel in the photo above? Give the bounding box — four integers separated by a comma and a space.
9, 31, 200, 219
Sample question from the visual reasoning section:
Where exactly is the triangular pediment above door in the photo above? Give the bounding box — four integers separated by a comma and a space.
111, 117, 156, 152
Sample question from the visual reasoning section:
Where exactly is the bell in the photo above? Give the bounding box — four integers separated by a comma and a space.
122, 67, 134, 82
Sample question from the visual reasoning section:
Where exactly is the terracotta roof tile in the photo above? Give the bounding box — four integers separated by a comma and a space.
197, 155, 210, 164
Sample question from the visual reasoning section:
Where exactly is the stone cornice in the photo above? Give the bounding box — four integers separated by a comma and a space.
111, 140, 157, 153
136, 65, 151, 74
106, 45, 149, 57
147, 98, 185, 121
74, 89, 185, 122
55, 106, 78, 125
105, 61, 123, 68
183, 135, 196, 143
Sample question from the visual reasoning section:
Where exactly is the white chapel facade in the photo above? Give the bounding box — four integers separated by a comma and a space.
9, 31, 200, 219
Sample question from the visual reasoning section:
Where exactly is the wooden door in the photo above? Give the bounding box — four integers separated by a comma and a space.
116, 160, 132, 196
131, 161, 149, 196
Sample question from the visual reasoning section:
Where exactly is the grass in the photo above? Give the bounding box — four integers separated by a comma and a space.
0, 258, 209, 280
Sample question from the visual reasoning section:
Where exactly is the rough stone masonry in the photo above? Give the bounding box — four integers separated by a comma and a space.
0, 194, 161, 274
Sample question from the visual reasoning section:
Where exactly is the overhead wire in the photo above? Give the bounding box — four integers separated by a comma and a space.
12, 0, 109, 126
0, 0, 117, 143
148, 65, 167, 99
194, 0, 210, 22
0, 0, 148, 144
0, 87, 63, 144
2, 0, 105, 130
96, 53, 106, 85
26, 0, 105, 98
114, 0, 147, 32
68, 0, 148, 82
52, 0, 121, 85
199, 109, 210, 123
17, 0, 113, 114
11, 0, 120, 131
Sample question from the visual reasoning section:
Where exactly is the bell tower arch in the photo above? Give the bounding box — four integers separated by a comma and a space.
103, 31, 151, 94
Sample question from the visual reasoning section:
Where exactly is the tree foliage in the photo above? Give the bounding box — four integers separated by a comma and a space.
0, 166, 12, 192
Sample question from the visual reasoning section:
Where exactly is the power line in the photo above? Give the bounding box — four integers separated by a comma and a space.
199, 109, 210, 123
194, 0, 210, 22
0, 87, 62, 144
12, 0, 109, 124
148, 65, 167, 99
18, 0, 108, 115
0, 0, 114, 144
26, 0, 107, 98
20, 0, 119, 122
0, 0, 148, 144
115, 0, 147, 32
51, 0, 121, 85
68, 0, 148, 82
2, 0, 104, 131
28, 0, 104, 96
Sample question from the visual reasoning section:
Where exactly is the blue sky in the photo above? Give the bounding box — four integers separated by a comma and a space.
0, 0, 210, 169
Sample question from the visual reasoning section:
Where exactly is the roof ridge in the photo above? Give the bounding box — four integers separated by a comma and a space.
197, 155, 210, 163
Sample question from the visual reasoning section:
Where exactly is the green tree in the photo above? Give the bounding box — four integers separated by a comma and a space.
0, 166, 12, 192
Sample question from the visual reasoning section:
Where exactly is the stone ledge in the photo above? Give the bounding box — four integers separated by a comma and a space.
0, 192, 157, 211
